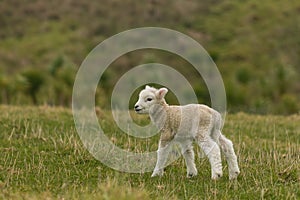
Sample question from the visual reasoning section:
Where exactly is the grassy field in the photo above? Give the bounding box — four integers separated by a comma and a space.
0, 106, 299, 199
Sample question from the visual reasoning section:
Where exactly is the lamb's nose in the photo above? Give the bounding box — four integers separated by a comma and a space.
134, 105, 139, 109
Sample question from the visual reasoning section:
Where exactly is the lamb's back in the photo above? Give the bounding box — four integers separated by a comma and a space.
165, 104, 219, 135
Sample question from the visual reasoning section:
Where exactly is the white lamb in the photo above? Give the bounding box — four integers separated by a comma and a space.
134, 85, 240, 180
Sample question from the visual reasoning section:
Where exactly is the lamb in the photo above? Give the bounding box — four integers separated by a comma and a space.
134, 85, 240, 180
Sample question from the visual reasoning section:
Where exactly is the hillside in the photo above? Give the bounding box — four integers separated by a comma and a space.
0, 0, 299, 114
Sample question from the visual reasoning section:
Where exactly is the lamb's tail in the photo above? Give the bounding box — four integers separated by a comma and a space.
211, 111, 223, 141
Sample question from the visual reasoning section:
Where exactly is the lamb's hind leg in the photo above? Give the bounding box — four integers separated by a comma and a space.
180, 140, 197, 178
215, 131, 240, 180
197, 135, 223, 180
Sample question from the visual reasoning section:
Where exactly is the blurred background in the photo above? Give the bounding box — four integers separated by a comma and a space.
0, 0, 299, 114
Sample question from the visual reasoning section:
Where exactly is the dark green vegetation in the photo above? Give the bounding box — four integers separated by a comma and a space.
0, 0, 300, 114
0, 106, 299, 199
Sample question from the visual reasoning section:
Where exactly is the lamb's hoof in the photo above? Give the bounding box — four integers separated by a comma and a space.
187, 172, 197, 178
151, 169, 164, 177
187, 169, 198, 178
211, 172, 223, 180
229, 171, 240, 180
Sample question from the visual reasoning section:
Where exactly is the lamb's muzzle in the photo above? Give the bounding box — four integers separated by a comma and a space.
134, 85, 240, 180
134, 105, 142, 112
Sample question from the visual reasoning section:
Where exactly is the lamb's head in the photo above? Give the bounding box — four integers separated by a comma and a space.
134, 85, 168, 114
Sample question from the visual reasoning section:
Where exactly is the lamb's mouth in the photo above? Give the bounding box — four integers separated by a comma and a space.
134, 108, 145, 113
134, 108, 142, 112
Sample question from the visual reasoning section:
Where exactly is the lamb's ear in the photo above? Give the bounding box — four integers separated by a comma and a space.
156, 88, 168, 99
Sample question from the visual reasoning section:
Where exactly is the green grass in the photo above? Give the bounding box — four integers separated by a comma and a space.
0, 106, 299, 199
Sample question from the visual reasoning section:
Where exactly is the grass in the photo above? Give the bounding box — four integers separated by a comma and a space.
0, 106, 299, 199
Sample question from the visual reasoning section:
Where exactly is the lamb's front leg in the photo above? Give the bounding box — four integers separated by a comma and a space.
180, 140, 198, 178
151, 139, 171, 177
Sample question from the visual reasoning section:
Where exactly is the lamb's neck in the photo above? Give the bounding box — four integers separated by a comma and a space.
149, 104, 169, 129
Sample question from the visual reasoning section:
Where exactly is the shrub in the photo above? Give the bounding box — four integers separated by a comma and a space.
276, 94, 299, 115
21, 69, 45, 105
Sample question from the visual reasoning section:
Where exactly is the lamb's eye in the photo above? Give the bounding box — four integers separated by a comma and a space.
146, 98, 152, 102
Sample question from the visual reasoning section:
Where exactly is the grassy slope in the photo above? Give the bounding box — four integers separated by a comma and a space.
0, 106, 299, 199
0, 0, 300, 113
1, 0, 300, 77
